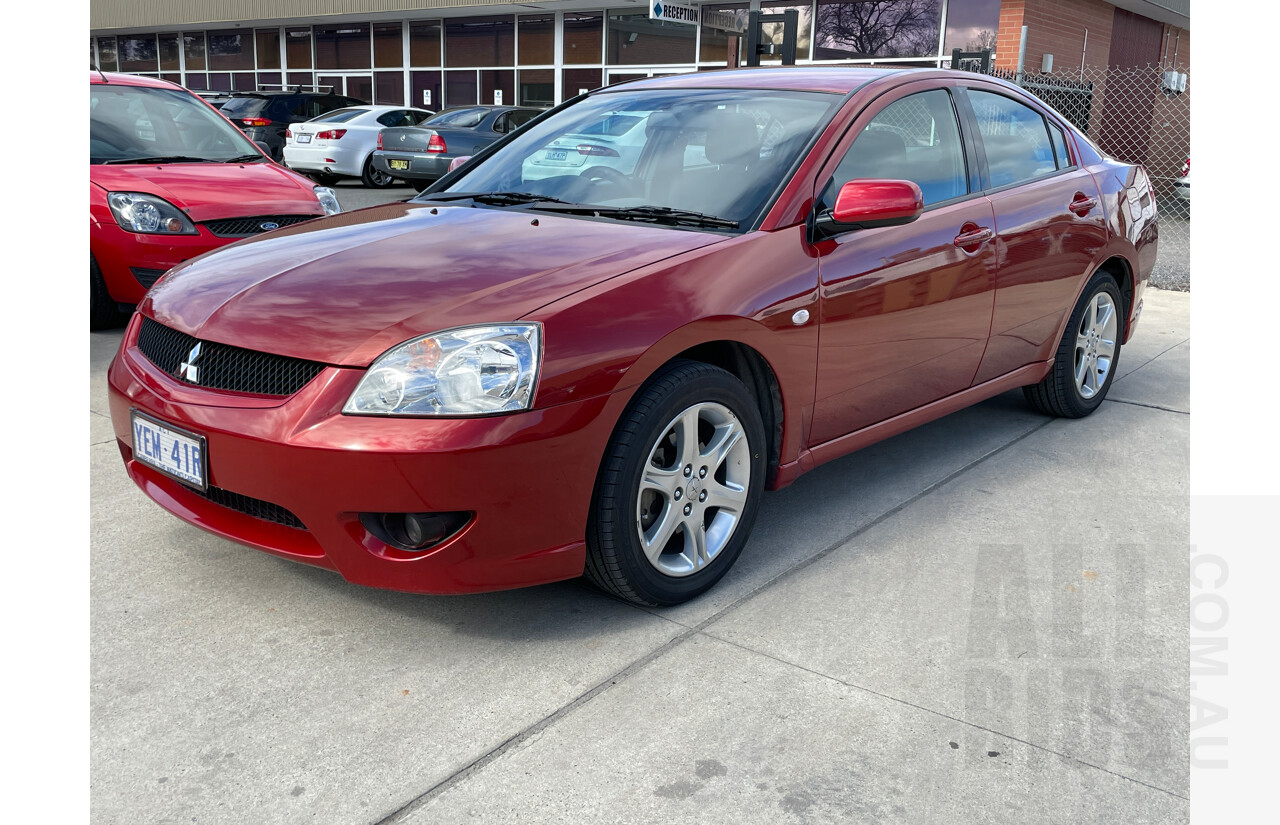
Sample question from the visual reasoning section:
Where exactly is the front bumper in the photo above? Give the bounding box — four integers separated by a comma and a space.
371, 150, 449, 182
91, 222, 234, 305
107, 316, 631, 595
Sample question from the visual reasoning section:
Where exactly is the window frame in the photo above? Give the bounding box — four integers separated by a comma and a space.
954, 84, 1081, 194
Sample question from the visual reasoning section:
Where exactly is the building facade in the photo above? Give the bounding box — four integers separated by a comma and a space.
90, 0, 1188, 111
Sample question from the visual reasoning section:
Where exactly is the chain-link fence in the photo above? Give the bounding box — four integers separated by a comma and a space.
985, 63, 1190, 291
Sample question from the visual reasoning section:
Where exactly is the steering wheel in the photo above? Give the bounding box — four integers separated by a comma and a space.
580, 165, 630, 188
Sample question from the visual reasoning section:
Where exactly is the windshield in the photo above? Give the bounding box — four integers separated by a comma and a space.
436, 88, 839, 230
91, 85, 261, 164
310, 108, 365, 123
424, 108, 488, 128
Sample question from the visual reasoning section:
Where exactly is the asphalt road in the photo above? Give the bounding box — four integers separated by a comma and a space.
90, 205, 1191, 823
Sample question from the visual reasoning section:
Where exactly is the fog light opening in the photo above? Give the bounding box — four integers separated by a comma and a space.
361, 511, 471, 553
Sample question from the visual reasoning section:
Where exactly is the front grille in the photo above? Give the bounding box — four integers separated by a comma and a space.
191, 485, 307, 530
137, 317, 326, 397
130, 267, 166, 289
202, 214, 316, 238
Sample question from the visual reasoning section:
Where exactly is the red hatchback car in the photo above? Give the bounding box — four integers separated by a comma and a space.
107, 68, 1157, 606
90, 72, 341, 329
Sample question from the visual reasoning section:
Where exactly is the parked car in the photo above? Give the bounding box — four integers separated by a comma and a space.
107, 68, 1157, 605
219, 88, 365, 161
194, 91, 234, 110
521, 112, 649, 182
1172, 156, 1190, 201
371, 105, 542, 190
283, 105, 436, 188
90, 72, 341, 330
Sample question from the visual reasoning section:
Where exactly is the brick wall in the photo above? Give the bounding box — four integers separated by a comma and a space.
994, 0, 1115, 73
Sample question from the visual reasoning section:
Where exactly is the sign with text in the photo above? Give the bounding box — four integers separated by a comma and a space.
702, 10, 746, 33
650, 1, 700, 25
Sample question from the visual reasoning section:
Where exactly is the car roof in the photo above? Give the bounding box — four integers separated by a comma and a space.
607, 66, 942, 95
90, 70, 180, 90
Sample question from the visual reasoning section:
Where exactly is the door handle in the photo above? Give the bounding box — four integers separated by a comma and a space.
1070, 194, 1099, 216
953, 227, 993, 248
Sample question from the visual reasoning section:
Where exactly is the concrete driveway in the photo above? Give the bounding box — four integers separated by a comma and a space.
90, 287, 1190, 824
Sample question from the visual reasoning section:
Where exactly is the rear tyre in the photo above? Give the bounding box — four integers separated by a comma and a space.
361, 157, 394, 189
310, 173, 339, 187
585, 360, 766, 606
1023, 270, 1124, 418
90, 255, 128, 331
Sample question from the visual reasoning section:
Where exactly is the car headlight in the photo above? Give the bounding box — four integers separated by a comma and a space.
344, 324, 541, 417
106, 192, 197, 235
314, 186, 341, 215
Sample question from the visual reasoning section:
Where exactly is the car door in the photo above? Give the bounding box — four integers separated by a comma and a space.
958, 84, 1110, 384
810, 82, 998, 445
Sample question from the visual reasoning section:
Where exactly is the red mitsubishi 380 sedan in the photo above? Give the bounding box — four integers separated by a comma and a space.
108, 67, 1157, 606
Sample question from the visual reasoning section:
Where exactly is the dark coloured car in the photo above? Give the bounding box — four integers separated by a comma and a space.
219, 89, 365, 161
371, 106, 542, 190
109, 68, 1157, 606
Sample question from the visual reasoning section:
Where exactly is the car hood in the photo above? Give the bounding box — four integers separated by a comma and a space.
142, 202, 725, 366
89, 162, 321, 223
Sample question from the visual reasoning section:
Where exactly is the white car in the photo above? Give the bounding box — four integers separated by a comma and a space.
1172, 156, 1190, 201
284, 105, 435, 189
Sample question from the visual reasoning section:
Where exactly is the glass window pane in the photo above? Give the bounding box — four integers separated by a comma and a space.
315, 23, 370, 70
376, 71, 405, 104
1048, 121, 1070, 168
518, 69, 554, 107
232, 72, 256, 92
97, 38, 118, 72
815, 0, 942, 59
257, 71, 282, 89
969, 89, 1057, 187
481, 69, 515, 106
699, 5, 747, 62
287, 71, 313, 88
826, 89, 967, 206
563, 68, 603, 98
256, 29, 281, 70
208, 30, 255, 71
182, 34, 204, 71
943, 0, 1001, 56
410, 21, 442, 67
564, 12, 603, 65
519, 15, 554, 65
375, 23, 403, 68
185, 73, 208, 90
446, 16, 514, 68
286, 28, 312, 69
606, 12, 696, 66
208, 72, 232, 92
158, 34, 181, 71
445, 70, 478, 107
411, 70, 443, 110
161, 73, 182, 84
118, 35, 158, 73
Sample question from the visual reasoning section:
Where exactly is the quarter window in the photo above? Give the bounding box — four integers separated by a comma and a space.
1048, 120, 1071, 169
968, 90, 1057, 187
823, 89, 968, 209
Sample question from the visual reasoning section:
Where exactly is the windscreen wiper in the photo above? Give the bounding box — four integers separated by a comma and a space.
102, 156, 215, 165
533, 204, 739, 229
417, 191, 575, 206
223, 154, 268, 163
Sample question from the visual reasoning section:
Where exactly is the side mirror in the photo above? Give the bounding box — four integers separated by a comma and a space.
447, 155, 473, 173
825, 179, 924, 230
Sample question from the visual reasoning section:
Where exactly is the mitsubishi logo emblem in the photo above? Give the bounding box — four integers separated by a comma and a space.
178, 342, 202, 384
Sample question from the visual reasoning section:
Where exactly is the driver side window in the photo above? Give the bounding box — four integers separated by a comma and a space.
822, 89, 968, 211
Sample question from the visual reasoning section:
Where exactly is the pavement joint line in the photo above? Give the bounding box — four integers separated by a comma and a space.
699, 631, 1189, 802
1106, 398, 1189, 415
374, 418, 1056, 823
1114, 335, 1190, 382
91, 439, 116, 447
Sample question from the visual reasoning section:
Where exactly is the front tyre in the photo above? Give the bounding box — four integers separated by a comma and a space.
90, 255, 128, 331
1023, 270, 1123, 418
586, 360, 766, 606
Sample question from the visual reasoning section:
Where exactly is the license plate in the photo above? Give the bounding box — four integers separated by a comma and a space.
297, 134, 312, 144
545, 150, 568, 161
131, 410, 207, 490
388, 158, 410, 171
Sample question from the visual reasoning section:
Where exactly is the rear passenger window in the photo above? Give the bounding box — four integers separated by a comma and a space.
1048, 121, 1071, 169
823, 89, 968, 209
969, 90, 1058, 187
